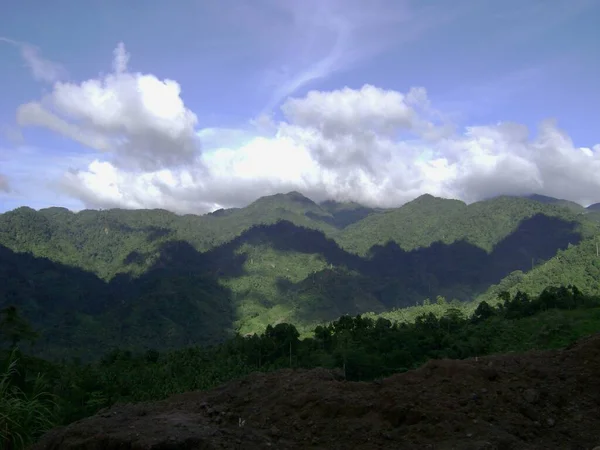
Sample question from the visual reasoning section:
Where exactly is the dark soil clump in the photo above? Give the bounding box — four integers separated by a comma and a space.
32, 334, 600, 449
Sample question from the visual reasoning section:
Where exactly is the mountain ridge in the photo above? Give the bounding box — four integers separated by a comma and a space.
5, 190, 600, 216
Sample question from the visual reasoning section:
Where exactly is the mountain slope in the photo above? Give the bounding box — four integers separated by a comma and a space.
336, 195, 593, 255
0, 243, 235, 360
587, 203, 600, 211
2, 191, 599, 359
522, 194, 585, 212
2, 216, 593, 358
478, 234, 600, 304
0, 192, 374, 280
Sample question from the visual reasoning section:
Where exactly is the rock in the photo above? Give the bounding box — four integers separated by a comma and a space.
519, 404, 540, 421
523, 388, 540, 404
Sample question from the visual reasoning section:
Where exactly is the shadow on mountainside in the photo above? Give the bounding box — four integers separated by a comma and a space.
0, 212, 583, 360
0, 241, 242, 361
305, 205, 376, 229
261, 214, 582, 323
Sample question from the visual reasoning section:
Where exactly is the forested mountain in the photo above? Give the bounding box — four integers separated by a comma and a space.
477, 234, 600, 303
1, 191, 600, 359
336, 194, 597, 255
520, 194, 586, 212
586, 202, 600, 211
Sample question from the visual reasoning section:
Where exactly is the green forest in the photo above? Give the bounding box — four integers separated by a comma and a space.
2, 192, 600, 361
2, 285, 600, 448
2, 191, 600, 447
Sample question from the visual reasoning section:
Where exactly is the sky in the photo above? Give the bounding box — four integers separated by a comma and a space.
0, 0, 599, 214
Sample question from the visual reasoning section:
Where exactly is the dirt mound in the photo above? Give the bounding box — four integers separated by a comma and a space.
32, 334, 600, 449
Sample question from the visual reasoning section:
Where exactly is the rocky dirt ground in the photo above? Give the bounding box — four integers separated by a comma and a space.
32, 333, 600, 449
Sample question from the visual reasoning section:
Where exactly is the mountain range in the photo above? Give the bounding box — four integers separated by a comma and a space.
2, 191, 600, 360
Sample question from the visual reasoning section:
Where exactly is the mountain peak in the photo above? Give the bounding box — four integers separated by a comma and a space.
283, 191, 315, 204
409, 193, 463, 206
252, 191, 317, 207
521, 194, 584, 212
413, 193, 436, 202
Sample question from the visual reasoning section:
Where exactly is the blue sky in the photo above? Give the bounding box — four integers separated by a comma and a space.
1, 0, 599, 213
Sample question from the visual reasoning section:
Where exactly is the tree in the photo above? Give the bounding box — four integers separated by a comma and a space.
0, 306, 39, 349
472, 301, 495, 323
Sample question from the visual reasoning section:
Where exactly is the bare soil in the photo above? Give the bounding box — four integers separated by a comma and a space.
32, 334, 600, 449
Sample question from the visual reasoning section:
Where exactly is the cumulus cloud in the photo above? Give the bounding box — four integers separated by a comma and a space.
0, 173, 10, 193
11, 43, 600, 213
0, 37, 67, 83
277, 85, 451, 177
16, 43, 201, 172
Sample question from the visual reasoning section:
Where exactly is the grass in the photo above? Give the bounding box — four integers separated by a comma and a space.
0, 349, 58, 449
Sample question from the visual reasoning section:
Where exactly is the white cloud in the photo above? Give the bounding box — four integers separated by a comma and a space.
9, 43, 600, 213
281, 85, 417, 137
16, 43, 201, 171
0, 37, 67, 83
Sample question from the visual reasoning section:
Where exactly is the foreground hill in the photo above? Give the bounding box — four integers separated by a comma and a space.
5, 286, 599, 447
32, 332, 600, 450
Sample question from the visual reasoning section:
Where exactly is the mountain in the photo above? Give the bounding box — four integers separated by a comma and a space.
515, 194, 600, 223
587, 203, 600, 211
521, 194, 585, 213
585, 203, 600, 222
477, 233, 600, 304
317, 199, 384, 228
1, 191, 600, 359
0, 243, 235, 360
336, 194, 595, 255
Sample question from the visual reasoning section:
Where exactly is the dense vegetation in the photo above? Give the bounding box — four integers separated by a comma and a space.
1, 285, 599, 448
477, 235, 600, 302
3, 191, 600, 447
2, 192, 600, 359
335, 194, 597, 254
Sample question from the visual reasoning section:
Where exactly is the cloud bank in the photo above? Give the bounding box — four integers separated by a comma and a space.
12, 43, 600, 213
